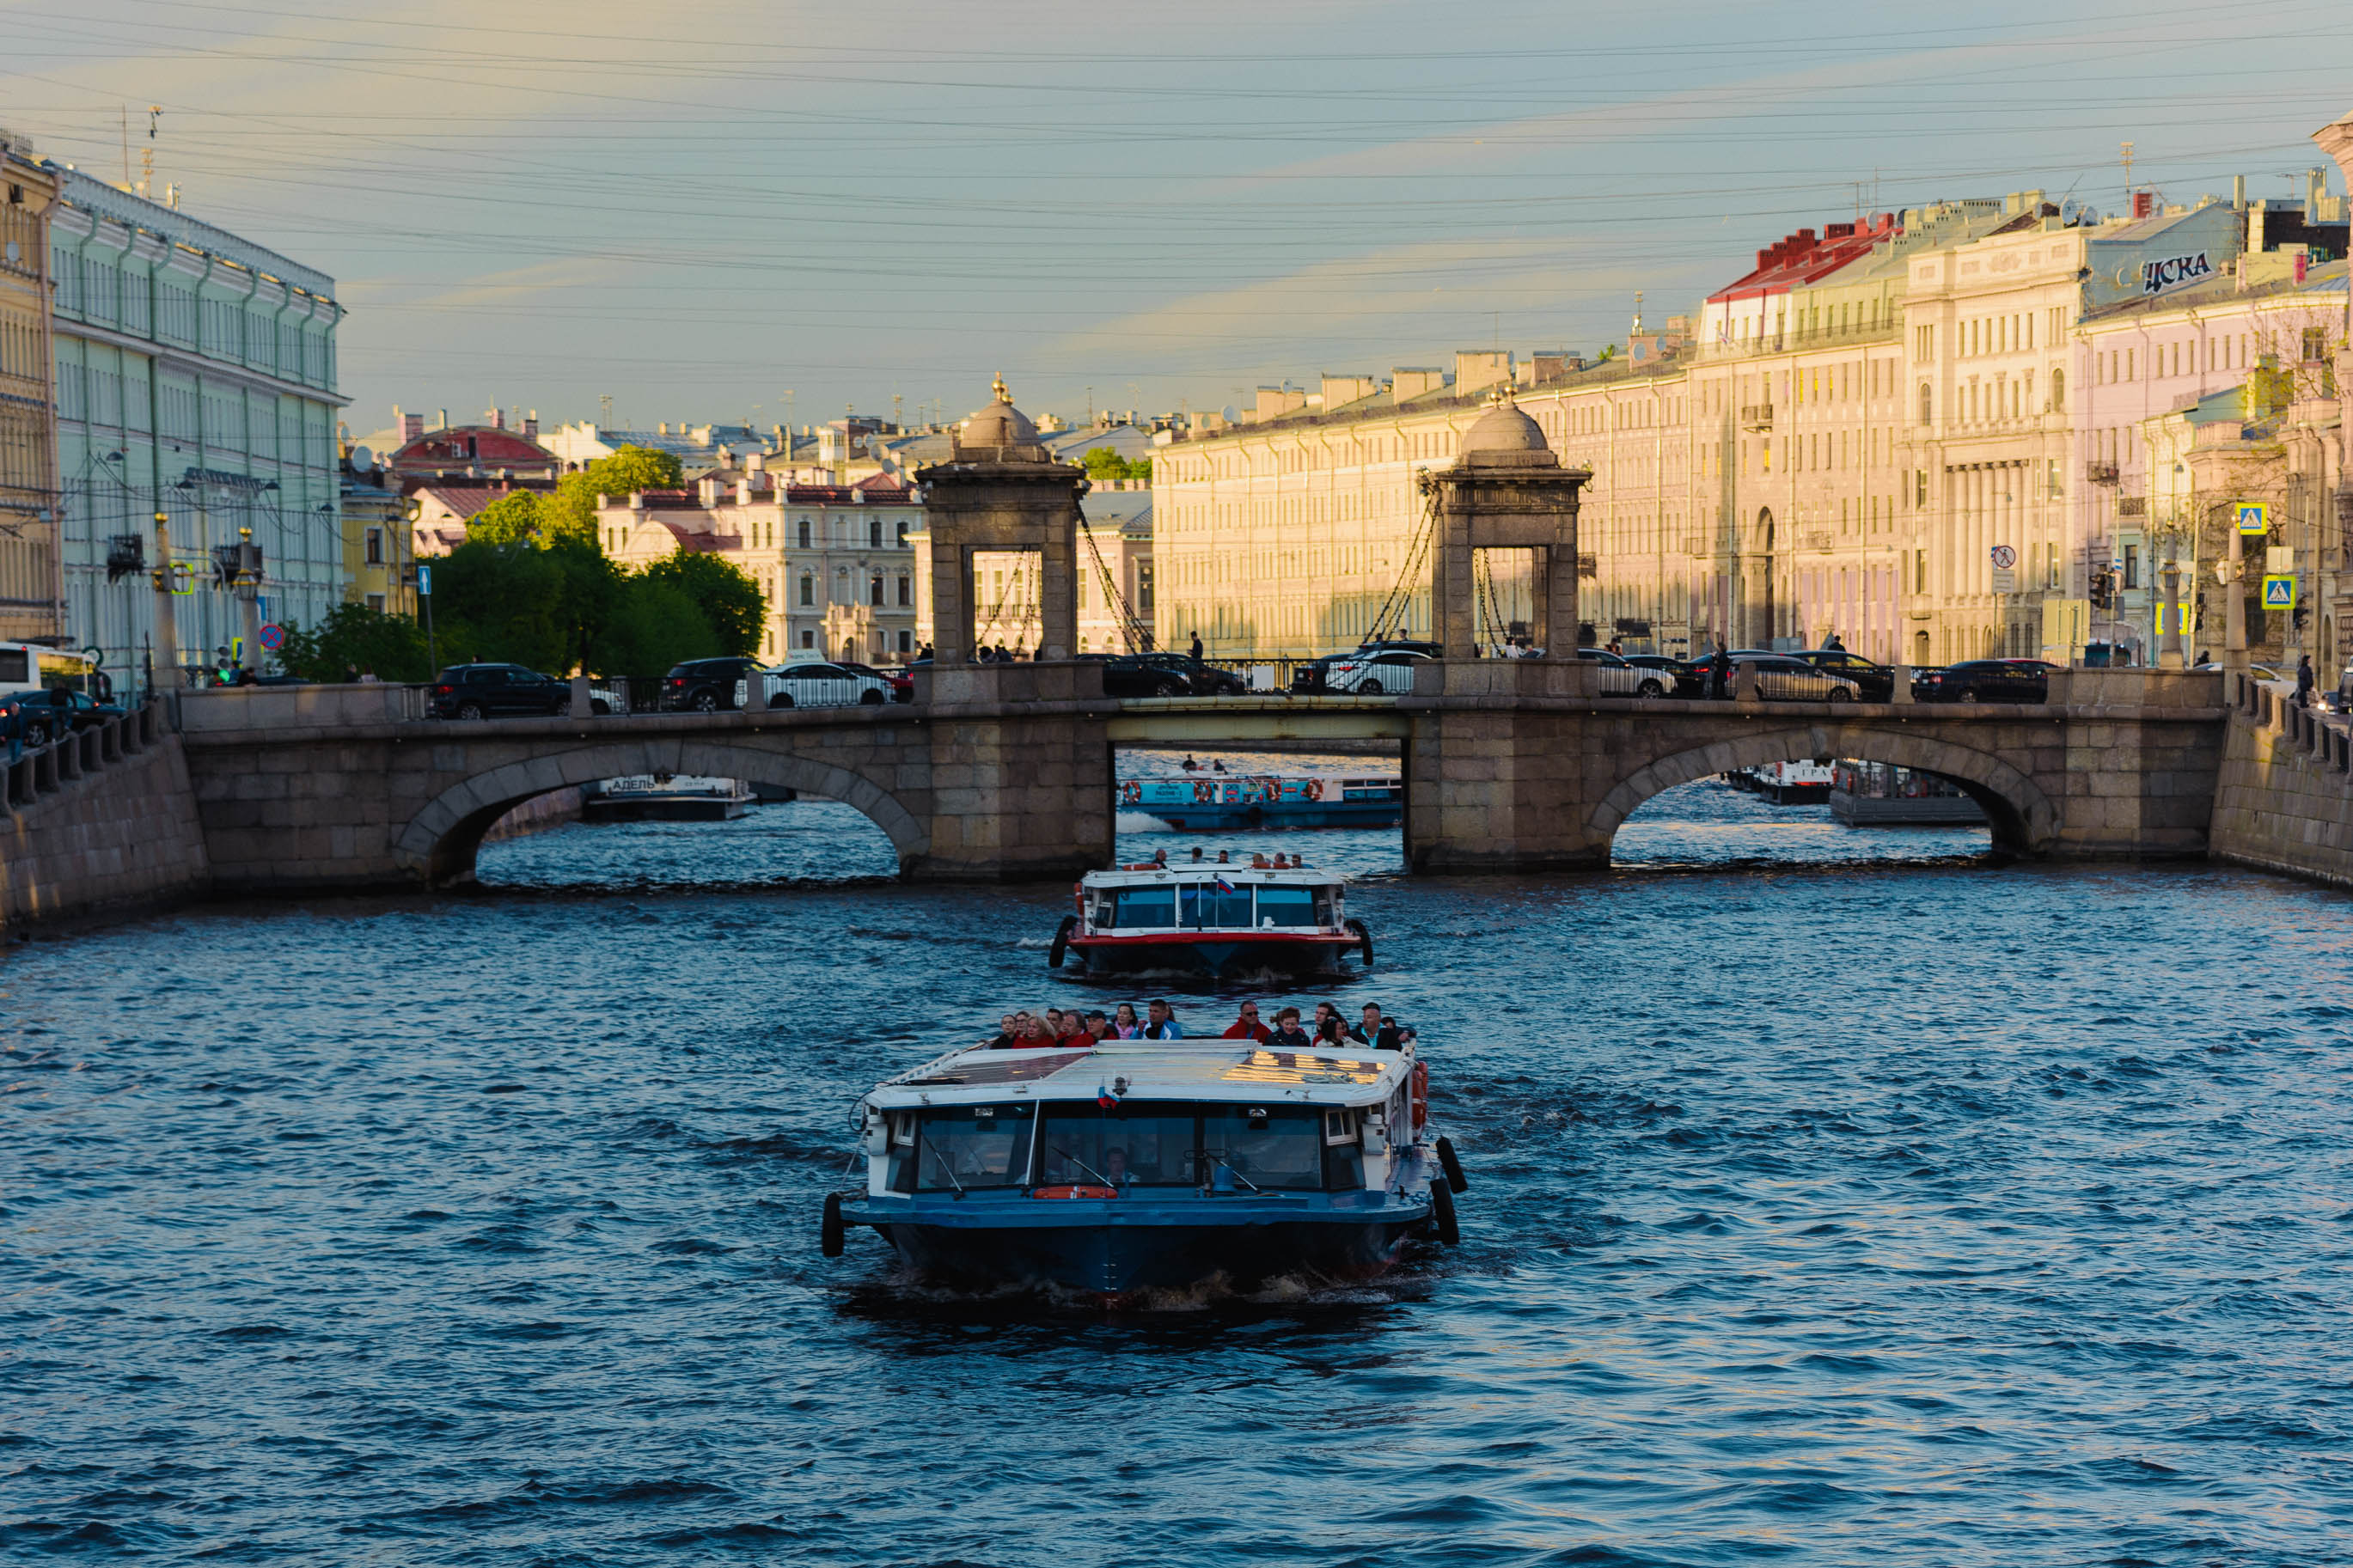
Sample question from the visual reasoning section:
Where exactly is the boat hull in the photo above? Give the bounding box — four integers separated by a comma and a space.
1067, 933, 1362, 977
849, 1193, 1429, 1297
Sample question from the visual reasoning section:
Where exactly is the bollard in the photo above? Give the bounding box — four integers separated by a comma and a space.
569, 675, 592, 719
1892, 664, 1914, 705
1731, 659, 1759, 702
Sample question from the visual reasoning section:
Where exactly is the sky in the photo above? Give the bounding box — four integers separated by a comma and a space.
3, 0, 2351, 436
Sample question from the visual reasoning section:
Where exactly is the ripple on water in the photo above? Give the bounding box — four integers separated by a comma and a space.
3, 778, 2350, 1565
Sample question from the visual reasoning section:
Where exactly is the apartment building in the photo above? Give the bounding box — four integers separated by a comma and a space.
0, 132, 58, 642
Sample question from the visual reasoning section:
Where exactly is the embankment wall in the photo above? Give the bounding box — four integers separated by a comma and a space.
2209, 687, 2353, 891
2, 711, 212, 932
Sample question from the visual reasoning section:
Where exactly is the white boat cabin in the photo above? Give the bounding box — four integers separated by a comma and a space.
1077, 866, 1348, 936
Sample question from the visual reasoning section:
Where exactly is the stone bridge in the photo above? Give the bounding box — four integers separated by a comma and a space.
166, 662, 2229, 894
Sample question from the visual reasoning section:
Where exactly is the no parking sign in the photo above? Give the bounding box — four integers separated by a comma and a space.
258, 623, 285, 652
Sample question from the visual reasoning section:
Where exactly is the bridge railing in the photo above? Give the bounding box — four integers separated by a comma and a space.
3, 699, 163, 814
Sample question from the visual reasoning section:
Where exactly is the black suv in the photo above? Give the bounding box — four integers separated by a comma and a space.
1913, 660, 2055, 704
1079, 654, 1191, 699
1796, 647, 1898, 701
662, 656, 763, 712
430, 664, 570, 719
1140, 653, 1247, 696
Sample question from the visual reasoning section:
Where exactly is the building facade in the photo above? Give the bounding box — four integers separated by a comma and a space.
45, 168, 344, 678
0, 135, 58, 642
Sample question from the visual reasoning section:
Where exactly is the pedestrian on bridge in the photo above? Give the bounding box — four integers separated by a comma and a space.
2297, 654, 2315, 707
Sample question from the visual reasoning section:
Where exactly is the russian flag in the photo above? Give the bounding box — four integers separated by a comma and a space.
1214, 875, 1236, 894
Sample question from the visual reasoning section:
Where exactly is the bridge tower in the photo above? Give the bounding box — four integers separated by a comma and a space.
916, 377, 1085, 667
1407, 388, 1606, 871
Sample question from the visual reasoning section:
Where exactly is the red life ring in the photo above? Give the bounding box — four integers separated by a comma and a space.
1120, 780, 1141, 803
1302, 778, 1325, 801
1410, 1059, 1429, 1130
1194, 780, 1214, 803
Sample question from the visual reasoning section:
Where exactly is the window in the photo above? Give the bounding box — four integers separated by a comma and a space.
2124, 546, 2140, 589
798, 572, 813, 607
895, 1105, 1036, 1193
1201, 1107, 1325, 1191
898, 630, 912, 654
2050, 368, 2065, 409
798, 518, 811, 547
870, 574, 884, 607
2304, 327, 2328, 363
364, 528, 383, 564
1039, 1104, 1198, 1187
365, 593, 385, 613
800, 629, 815, 649
868, 517, 882, 547
1918, 383, 1933, 425
896, 575, 910, 607
1109, 886, 1176, 928
1253, 886, 1317, 927
1180, 883, 1256, 928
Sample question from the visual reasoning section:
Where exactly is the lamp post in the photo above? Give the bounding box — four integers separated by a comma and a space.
150, 509, 180, 696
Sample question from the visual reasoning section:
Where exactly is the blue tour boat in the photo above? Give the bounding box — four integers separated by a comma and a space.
1118, 772, 1402, 831
821, 1034, 1465, 1299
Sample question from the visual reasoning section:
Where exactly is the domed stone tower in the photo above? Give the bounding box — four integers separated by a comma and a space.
915, 376, 1087, 670
1427, 383, 1591, 665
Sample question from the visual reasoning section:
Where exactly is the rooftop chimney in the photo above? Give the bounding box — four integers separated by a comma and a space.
523, 410, 539, 440
400, 410, 424, 442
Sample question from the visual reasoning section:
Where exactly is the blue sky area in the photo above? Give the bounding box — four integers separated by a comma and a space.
4, 0, 2350, 432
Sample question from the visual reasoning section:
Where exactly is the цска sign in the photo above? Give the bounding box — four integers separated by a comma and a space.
2142, 252, 2214, 296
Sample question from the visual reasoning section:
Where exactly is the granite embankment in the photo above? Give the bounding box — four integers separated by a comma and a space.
1, 703, 211, 932
2209, 678, 2353, 890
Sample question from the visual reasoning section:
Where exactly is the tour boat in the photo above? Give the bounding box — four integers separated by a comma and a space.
1738, 760, 1833, 804
582, 774, 755, 822
1829, 760, 1989, 826
819, 1034, 1465, 1300
1048, 865, 1374, 978
1118, 773, 1403, 831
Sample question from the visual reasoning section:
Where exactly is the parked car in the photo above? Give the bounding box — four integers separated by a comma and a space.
429, 664, 571, 720
1322, 648, 1432, 695
1079, 654, 1193, 699
662, 656, 764, 712
1622, 653, 1703, 697
1796, 647, 1898, 701
0, 687, 120, 746
1733, 653, 1861, 702
1140, 652, 1248, 696
1576, 647, 1674, 698
1292, 639, 1441, 692
1912, 659, 2055, 704
752, 661, 896, 709
832, 660, 915, 704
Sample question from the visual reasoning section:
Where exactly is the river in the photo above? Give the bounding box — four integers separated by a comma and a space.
5, 762, 2349, 1566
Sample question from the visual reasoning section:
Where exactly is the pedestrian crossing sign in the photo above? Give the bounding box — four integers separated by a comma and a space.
2238, 503, 2270, 535
2262, 575, 2296, 609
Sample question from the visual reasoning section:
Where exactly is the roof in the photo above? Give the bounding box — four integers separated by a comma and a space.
2081, 257, 2347, 324
416, 485, 534, 520
1081, 866, 1342, 887
1708, 214, 1899, 302
866, 1040, 1409, 1107
390, 426, 559, 471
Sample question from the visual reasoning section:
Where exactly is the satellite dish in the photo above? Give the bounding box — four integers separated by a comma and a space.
349, 444, 373, 471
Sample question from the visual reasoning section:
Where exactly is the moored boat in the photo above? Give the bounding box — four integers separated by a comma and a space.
821, 1034, 1465, 1299
1829, 760, 1989, 825
1050, 865, 1373, 978
1118, 773, 1402, 831
583, 774, 755, 821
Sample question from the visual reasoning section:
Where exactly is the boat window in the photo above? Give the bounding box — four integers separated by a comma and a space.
899, 1104, 1036, 1193
1179, 883, 1254, 928
1201, 1106, 1324, 1191
1253, 885, 1317, 928
1038, 1102, 1197, 1187
1109, 886, 1177, 928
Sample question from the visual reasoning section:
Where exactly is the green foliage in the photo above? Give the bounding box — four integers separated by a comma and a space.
642, 547, 767, 656
594, 577, 719, 674
537, 444, 691, 552
275, 602, 433, 682
1081, 447, 1152, 485
466, 490, 545, 546
430, 540, 573, 671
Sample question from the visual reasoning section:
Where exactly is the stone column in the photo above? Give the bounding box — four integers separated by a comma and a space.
2158, 559, 2185, 669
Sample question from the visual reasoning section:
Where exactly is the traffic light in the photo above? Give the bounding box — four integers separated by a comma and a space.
2089, 571, 2115, 610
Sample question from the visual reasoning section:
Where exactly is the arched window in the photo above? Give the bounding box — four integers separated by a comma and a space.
1918, 383, 1933, 426
798, 517, 811, 548
870, 574, 884, 607
798, 572, 813, 607
2050, 368, 2065, 410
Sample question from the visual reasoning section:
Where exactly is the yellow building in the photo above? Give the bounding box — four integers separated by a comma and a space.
339, 447, 413, 616
0, 134, 58, 641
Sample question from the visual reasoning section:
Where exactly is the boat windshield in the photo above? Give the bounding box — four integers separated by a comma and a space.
1108, 886, 1176, 928
1201, 1106, 1325, 1191
1252, 886, 1319, 928
1039, 1103, 1199, 1187
1178, 884, 1255, 928
895, 1104, 1036, 1192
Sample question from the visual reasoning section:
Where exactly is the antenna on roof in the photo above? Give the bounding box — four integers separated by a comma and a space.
142, 105, 160, 199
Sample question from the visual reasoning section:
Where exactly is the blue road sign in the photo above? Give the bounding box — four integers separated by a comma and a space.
2262, 575, 2296, 609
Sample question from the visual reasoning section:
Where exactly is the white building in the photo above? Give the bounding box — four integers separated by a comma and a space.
46, 168, 344, 677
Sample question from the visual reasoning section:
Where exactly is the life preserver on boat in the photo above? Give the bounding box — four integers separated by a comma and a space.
1302, 778, 1324, 801
1120, 780, 1141, 803
1194, 779, 1215, 802
1410, 1058, 1429, 1130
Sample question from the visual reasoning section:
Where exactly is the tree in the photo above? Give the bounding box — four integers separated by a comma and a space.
466, 490, 545, 546
541, 445, 688, 551
642, 547, 766, 656
276, 602, 433, 681
429, 540, 572, 671
592, 577, 718, 675
1081, 447, 1152, 485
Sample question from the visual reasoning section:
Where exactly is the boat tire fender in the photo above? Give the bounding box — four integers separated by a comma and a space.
1429, 1174, 1460, 1245
1346, 918, 1373, 967
821, 1193, 846, 1258
1048, 915, 1077, 969
1435, 1135, 1468, 1193
1410, 1059, 1428, 1130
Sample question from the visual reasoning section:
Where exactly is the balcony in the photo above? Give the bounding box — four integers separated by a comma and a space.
2116, 496, 2147, 517
2086, 461, 2119, 485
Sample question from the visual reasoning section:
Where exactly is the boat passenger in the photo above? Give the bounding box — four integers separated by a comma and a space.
1220, 1003, 1272, 1043
1151, 849, 1170, 869
1017, 1014, 1057, 1048
1348, 1004, 1405, 1051
1112, 1003, 1143, 1039
1212, 759, 1227, 773
1250, 853, 1269, 869
983, 1012, 1023, 1049
1190, 846, 1204, 861
1181, 754, 1200, 772
1102, 1148, 1130, 1185
1084, 1010, 1114, 1042
1266, 1008, 1312, 1052
1217, 851, 1232, 864
1314, 1014, 1349, 1048
1143, 998, 1184, 1040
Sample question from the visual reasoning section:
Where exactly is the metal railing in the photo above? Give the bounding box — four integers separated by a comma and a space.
3, 700, 162, 814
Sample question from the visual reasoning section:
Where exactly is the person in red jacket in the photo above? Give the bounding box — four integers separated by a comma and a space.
1220, 1002, 1272, 1042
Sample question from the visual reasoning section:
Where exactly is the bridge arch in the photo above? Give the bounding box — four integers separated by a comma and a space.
394, 738, 927, 887
1586, 722, 2058, 859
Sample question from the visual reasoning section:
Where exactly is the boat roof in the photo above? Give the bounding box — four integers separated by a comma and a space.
865, 1040, 1409, 1108
1081, 866, 1342, 888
